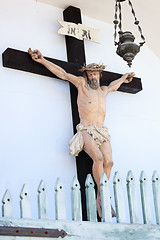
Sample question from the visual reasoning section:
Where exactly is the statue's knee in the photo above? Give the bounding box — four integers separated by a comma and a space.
104, 159, 114, 168
94, 154, 104, 163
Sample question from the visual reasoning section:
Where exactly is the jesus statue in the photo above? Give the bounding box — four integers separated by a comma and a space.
28, 48, 134, 218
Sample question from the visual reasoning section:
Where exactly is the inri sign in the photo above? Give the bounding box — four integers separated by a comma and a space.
58, 20, 100, 43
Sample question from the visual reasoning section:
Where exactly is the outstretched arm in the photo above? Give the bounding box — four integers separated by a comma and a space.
28, 48, 82, 88
107, 72, 135, 92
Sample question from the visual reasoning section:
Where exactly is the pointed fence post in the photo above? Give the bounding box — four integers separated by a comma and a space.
38, 180, 49, 219
55, 178, 66, 220
2, 190, 13, 218
71, 176, 82, 221
113, 171, 126, 223
20, 184, 31, 218
152, 171, 160, 225
85, 174, 97, 222
126, 170, 139, 224
100, 173, 112, 222
139, 171, 152, 224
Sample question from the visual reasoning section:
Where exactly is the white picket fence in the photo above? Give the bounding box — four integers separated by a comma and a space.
1, 170, 160, 225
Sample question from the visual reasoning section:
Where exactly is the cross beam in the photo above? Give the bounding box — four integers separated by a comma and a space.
2, 47, 142, 94
2, 6, 142, 220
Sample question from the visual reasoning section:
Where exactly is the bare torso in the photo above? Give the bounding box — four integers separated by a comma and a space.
77, 79, 107, 127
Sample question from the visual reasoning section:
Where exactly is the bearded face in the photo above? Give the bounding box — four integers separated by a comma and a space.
86, 70, 100, 90
88, 78, 99, 90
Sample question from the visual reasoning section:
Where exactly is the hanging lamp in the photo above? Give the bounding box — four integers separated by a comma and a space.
113, 0, 145, 67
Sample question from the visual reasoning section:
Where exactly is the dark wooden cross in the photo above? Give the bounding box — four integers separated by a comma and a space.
2, 6, 142, 220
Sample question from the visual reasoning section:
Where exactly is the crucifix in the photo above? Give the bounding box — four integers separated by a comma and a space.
2, 6, 142, 220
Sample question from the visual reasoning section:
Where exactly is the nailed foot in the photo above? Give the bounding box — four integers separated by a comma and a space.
96, 194, 116, 218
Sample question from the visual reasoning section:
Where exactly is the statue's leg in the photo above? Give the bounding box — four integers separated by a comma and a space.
82, 131, 104, 190
82, 131, 104, 218
99, 140, 113, 180
99, 141, 116, 217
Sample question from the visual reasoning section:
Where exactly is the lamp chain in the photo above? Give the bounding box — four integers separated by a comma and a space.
113, 0, 120, 45
128, 0, 145, 46
113, 0, 145, 46
113, 0, 118, 44
118, 1, 122, 32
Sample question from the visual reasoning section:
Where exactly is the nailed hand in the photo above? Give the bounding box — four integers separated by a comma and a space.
28, 48, 44, 63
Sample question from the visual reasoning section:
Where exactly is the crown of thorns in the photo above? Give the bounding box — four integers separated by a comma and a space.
79, 63, 106, 72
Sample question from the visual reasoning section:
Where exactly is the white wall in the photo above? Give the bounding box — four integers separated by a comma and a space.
0, 0, 160, 223
0, 0, 76, 219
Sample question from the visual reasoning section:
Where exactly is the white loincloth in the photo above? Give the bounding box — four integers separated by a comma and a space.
69, 123, 111, 156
